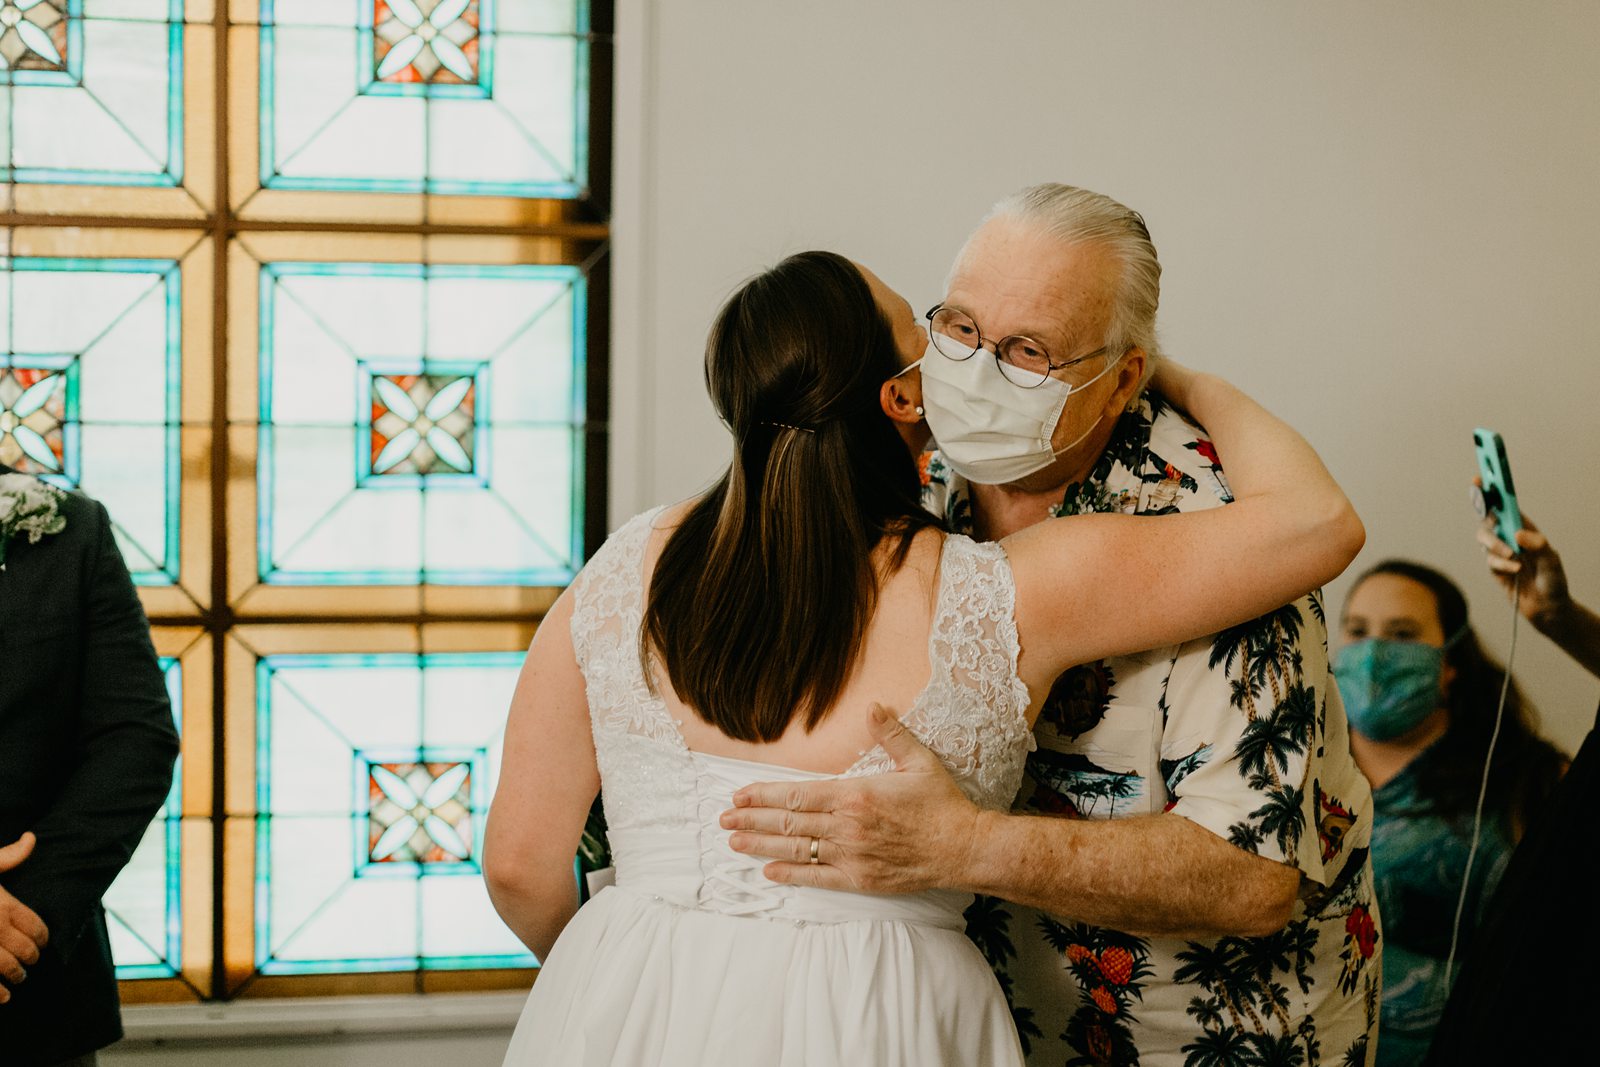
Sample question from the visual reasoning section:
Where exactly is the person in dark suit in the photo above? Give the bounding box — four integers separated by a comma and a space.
0, 463, 179, 1066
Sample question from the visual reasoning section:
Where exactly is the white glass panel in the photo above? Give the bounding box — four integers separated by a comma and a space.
420, 874, 528, 960
486, 286, 576, 425
262, 426, 359, 567
104, 820, 171, 963
265, 295, 361, 426
424, 275, 564, 365
486, 425, 575, 569
422, 483, 561, 578
263, 817, 361, 959
420, 662, 518, 750
275, 273, 425, 363
265, 0, 362, 25
10, 269, 161, 355
271, 662, 422, 755
9, 88, 149, 178
77, 283, 171, 423
84, 0, 180, 18
81, 20, 172, 163
268, 682, 363, 816
498, 0, 581, 35
274, 481, 424, 579
271, 874, 420, 964
490, 34, 577, 174
79, 423, 170, 569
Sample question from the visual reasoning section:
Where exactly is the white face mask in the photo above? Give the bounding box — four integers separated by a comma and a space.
909, 338, 1121, 485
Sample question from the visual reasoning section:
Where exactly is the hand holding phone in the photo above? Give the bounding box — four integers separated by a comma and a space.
1472, 428, 1523, 553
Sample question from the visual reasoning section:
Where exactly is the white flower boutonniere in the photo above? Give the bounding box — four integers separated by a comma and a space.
0, 473, 68, 571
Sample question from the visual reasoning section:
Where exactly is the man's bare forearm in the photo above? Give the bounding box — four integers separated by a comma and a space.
959, 810, 1301, 940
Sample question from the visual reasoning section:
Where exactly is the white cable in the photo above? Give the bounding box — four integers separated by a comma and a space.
1443, 571, 1520, 989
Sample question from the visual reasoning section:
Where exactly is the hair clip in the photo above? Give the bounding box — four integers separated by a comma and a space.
760, 421, 816, 434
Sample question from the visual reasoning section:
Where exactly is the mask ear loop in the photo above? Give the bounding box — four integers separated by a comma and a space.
1443, 574, 1520, 989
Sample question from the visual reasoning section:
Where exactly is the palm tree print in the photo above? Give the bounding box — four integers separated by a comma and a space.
1244, 1032, 1307, 1066
1227, 821, 1266, 852
1028, 750, 1146, 819
1174, 941, 1264, 1035
1160, 745, 1214, 795
1235, 714, 1302, 787
1181, 1026, 1253, 1067
1086, 773, 1142, 818
1251, 784, 1306, 855
1210, 605, 1305, 716
1176, 925, 1330, 1067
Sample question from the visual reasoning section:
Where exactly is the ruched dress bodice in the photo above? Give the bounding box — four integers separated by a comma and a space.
611, 750, 972, 930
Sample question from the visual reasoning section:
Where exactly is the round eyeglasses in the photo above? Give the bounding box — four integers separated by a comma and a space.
924, 304, 1115, 389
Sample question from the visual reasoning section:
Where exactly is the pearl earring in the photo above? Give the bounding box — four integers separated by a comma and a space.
915, 405, 925, 417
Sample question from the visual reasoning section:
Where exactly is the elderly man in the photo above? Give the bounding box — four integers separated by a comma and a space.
725, 184, 1381, 1065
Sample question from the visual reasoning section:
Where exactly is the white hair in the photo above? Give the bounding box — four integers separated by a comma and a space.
961, 183, 1163, 391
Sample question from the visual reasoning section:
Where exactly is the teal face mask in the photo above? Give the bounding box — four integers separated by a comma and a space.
1332, 630, 1467, 742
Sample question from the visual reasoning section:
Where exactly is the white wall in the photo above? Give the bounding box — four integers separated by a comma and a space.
612, 0, 1600, 753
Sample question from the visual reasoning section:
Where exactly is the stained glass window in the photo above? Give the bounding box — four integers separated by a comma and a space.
106, 656, 184, 980
3, 0, 610, 1004
104, 626, 213, 996
258, 1, 586, 198
248, 650, 535, 977
1, 255, 183, 583
254, 261, 585, 587
2, 1, 184, 188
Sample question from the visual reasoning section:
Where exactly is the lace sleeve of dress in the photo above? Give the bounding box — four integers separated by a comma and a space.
847, 535, 1035, 808
567, 505, 687, 749
568, 506, 665, 668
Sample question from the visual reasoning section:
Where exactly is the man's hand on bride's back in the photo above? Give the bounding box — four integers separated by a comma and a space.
721, 707, 985, 895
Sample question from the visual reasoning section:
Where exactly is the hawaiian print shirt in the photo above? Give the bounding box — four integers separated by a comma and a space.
1368, 746, 1511, 1067
923, 395, 1383, 1067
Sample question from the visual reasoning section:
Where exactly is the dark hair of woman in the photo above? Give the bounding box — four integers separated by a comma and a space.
1355, 560, 1565, 837
641, 251, 939, 743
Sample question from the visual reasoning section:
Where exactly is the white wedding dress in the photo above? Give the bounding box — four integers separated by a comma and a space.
502, 508, 1035, 1066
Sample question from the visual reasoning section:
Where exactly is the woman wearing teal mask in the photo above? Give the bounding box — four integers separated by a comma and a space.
1334, 561, 1564, 1065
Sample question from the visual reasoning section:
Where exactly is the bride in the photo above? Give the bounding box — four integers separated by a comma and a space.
484, 251, 1363, 1065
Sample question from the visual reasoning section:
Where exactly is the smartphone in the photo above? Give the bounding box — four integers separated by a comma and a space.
1472, 428, 1523, 553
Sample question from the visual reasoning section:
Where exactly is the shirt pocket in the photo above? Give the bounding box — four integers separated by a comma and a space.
1023, 695, 1166, 819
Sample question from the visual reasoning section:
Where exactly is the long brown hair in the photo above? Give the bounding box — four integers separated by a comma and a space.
642, 251, 938, 742
1354, 560, 1564, 836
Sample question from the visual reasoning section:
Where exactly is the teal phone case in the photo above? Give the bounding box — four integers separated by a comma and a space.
1473, 428, 1522, 552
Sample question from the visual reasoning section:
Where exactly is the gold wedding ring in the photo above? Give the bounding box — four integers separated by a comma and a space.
809, 837, 821, 864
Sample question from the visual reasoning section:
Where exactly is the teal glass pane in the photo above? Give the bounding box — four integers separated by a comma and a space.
254, 652, 541, 975
1, 1, 184, 187
0, 257, 182, 584
258, 1, 588, 196
257, 261, 585, 586
106, 656, 182, 980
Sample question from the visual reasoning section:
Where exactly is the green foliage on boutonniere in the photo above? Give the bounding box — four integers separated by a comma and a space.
0, 473, 68, 569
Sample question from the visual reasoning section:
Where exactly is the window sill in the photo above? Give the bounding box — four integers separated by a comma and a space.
118, 991, 527, 1045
